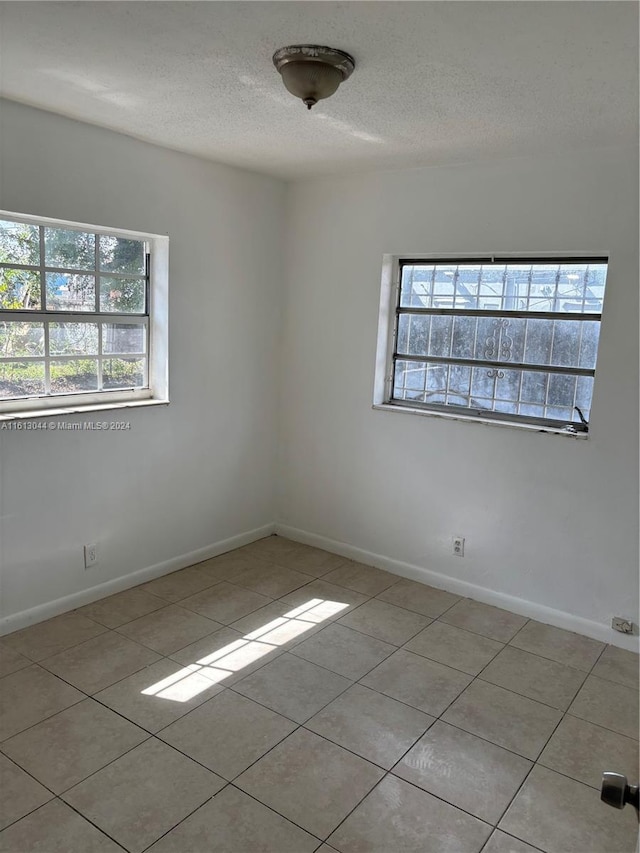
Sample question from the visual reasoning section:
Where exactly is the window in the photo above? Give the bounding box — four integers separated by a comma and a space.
374, 257, 608, 434
0, 212, 168, 416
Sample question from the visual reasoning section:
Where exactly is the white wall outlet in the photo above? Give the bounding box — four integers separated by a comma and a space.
84, 543, 98, 569
452, 535, 465, 557
612, 617, 634, 634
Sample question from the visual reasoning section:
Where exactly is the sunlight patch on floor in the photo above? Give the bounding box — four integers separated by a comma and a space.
141, 598, 349, 702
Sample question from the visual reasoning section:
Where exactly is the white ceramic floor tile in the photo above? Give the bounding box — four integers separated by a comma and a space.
41, 631, 161, 694
291, 623, 395, 680
327, 774, 491, 853
338, 598, 431, 646
377, 579, 460, 618
146, 785, 319, 852
479, 646, 586, 710
306, 683, 434, 769
62, 739, 225, 853
591, 644, 639, 689
232, 652, 351, 723
0, 665, 84, 741
404, 620, 503, 675
1, 613, 107, 662
442, 679, 562, 760
440, 600, 528, 643
0, 754, 52, 831
158, 690, 296, 779
94, 657, 225, 731
236, 728, 384, 839
538, 714, 639, 789
0, 800, 122, 852
393, 720, 532, 823
1, 698, 148, 793
361, 649, 472, 716
500, 764, 638, 853
569, 675, 639, 740
508, 620, 605, 671
77, 587, 166, 629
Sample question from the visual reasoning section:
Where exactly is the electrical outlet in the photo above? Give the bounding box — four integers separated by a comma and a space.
452, 535, 465, 557
84, 543, 98, 569
612, 617, 634, 634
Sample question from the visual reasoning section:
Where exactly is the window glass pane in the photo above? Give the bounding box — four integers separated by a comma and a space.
50, 359, 98, 394
397, 314, 430, 356
498, 317, 525, 363
428, 315, 453, 357
102, 357, 145, 389
395, 357, 588, 426
99, 236, 145, 275
100, 277, 145, 313
0, 220, 39, 265
519, 403, 545, 418
102, 323, 146, 354
478, 265, 506, 309
523, 318, 553, 365
470, 366, 496, 402
44, 228, 95, 270
0, 360, 45, 398
584, 266, 605, 312
528, 265, 559, 312
451, 316, 475, 359
494, 368, 521, 402
0, 321, 44, 357
575, 377, 594, 422
432, 267, 456, 301
393, 360, 425, 400
453, 265, 481, 309
545, 406, 573, 422
49, 323, 98, 356
0, 268, 41, 310
551, 319, 581, 367
400, 266, 432, 308
578, 322, 600, 369
503, 266, 531, 310
402, 262, 606, 314
521, 371, 548, 404
446, 365, 471, 406
46, 273, 95, 311
548, 373, 577, 407
425, 363, 447, 402
399, 313, 589, 372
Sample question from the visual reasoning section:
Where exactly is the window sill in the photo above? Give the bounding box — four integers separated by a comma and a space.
0, 398, 169, 422
372, 402, 589, 438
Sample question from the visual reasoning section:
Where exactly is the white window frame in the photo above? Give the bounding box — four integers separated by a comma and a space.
373, 253, 607, 437
0, 211, 168, 419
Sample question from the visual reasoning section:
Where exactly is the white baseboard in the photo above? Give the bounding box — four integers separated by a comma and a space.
0, 523, 275, 637
276, 523, 639, 653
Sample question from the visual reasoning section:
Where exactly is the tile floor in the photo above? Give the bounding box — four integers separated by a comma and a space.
0, 536, 638, 853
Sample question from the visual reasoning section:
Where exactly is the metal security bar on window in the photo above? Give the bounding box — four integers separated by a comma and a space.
0, 218, 149, 402
391, 259, 608, 432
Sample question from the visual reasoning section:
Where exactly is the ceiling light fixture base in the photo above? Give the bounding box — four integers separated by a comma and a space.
272, 45, 355, 110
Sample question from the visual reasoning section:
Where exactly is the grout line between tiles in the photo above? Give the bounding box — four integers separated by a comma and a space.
478, 827, 547, 853
135, 792, 225, 853
53, 796, 131, 852
0, 753, 59, 834
483, 628, 626, 847
336, 609, 432, 647
227, 781, 327, 845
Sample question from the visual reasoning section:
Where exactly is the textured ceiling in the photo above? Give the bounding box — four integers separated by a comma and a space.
0, 1, 637, 179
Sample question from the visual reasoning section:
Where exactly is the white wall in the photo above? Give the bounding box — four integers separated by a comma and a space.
0, 100, 285, 625
279, 146, 639, 643
1, 100, 637, 648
